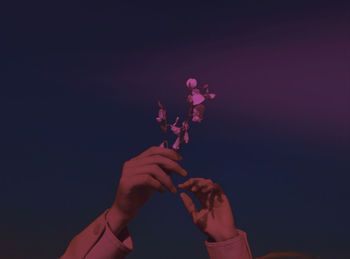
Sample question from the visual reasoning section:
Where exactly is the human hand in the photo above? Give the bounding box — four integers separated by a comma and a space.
107, 146, 187, 235
178, 178, 238, 242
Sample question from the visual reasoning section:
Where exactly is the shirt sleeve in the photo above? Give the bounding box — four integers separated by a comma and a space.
204, 229, 253, 259
60, 209, 134, 259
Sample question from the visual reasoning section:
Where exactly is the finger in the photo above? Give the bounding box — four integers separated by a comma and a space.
179, 192, 198, 220
192, 179, 213, 192
135, 146, 182, 161
201, 185, 215, 194
132, 174, 167, 193
178, 178, 212, 191
178, 178, 203, 189
130, 165, 178, 193
129, 155, 187, 177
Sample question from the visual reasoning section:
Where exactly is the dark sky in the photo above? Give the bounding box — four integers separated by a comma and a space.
1, 1, 350, 259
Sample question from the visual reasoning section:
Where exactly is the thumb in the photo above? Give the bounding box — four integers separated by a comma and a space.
179, 192, 197, 220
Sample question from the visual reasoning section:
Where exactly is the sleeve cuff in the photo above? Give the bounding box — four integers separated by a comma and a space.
84, 209, 134, 259
104, 210, 134, 252
204, 229, 252, 259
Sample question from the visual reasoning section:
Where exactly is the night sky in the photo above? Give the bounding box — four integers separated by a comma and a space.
1, 1, 350, 259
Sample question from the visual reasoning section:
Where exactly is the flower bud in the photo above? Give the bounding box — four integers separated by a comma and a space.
172, 137, 180, 150
184, 131, 189, 144
186, 78, 197, 89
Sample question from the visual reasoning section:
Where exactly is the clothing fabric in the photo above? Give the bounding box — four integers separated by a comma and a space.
61, 209, 252, 259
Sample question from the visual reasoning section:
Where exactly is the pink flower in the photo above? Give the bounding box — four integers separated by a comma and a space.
160, 141, 165, 148
191, 89, 205, 105
171, 125, 181, 135
208, 93, 216, 99
156, 108, 166, 122
202, 84, 216, 100
184, 131, 189, 144
192, 104, 205, 123
192, 93, 205, 105
186, 78, 197, 89
182, 121, 189, 131
204, 93, 216, 100
171, 116, 181, 135
172, 136, 180, 150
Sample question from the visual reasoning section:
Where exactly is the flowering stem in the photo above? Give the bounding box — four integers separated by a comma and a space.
178, 102, 193, 149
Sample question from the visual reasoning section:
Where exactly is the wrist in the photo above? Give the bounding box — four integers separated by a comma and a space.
210, 229, 239, 242
107, 206, 132, 236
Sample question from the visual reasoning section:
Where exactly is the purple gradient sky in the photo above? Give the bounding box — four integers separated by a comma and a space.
1, 1, 350, 259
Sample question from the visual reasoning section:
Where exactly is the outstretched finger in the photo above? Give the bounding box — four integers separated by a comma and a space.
178, 178, 213, 192
179, 192, 198, 220
178, 178, 203, 190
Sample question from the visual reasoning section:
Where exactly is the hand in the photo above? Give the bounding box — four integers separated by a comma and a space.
107, 146, 188, 235
178, 178, 238, 242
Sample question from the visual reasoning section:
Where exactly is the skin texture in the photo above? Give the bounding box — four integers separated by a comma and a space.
178, 178, 238, 242
107, 146, 187, 237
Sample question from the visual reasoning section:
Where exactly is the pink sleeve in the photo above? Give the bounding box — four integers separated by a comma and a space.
60, 209, 133, 259
204, 229, 253, 259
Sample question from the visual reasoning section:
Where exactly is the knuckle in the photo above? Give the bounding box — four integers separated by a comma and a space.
150, 146, 158, 151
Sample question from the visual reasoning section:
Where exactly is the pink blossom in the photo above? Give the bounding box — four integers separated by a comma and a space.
184, 131, 189, 144
172, 136, 180, 150
192, 115, 202, 122
182, 121, 189, 131
171, 125, 181, 135
192, 104, 205, 123
204, 93, 216, 100
186, 78, 197, 89
192, 93, 205, 105
171, 116, 181, 135
156, 78, 215, 151
156, 109, 166, 122
191, 89, 205, 105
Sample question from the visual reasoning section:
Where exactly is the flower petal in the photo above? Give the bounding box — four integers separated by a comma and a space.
182, 121, 189, 131
209, 93, 216, 99
184, 131, 189, 144
192, 93, 205, 105
186, 78, 197, 89
171, 125, 181, 135
172, 137, 181, 150
192, 115, 202, 123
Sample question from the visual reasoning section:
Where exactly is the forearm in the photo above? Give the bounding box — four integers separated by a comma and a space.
61, 209, 134, 259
